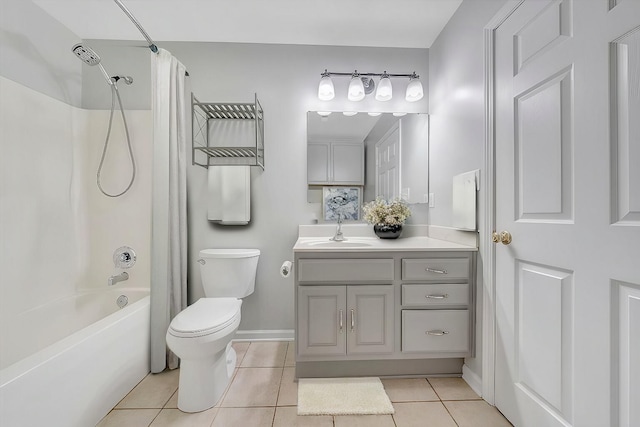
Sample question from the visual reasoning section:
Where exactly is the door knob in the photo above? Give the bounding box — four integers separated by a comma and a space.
492, 230, 512, 245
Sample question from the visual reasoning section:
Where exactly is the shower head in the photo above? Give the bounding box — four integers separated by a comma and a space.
71, 43, 101, 65
71, 43, 113, 86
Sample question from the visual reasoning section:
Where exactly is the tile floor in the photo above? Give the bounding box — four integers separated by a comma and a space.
98, 341, 512, 427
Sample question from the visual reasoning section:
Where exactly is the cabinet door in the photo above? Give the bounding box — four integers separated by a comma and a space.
298, 286, 346, 356
307, 142, 330, 184
347, 285, 394, 355
332, 143, 364, 185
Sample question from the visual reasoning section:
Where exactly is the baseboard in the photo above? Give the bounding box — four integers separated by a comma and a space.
234, 329, 295, 342
462, 363, 483, 397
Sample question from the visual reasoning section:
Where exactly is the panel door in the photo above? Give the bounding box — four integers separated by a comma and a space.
297, 286, 346, 356
493, 1, 640, 426
332, 143, 364, 185
375, 124, 400, 200
346, 285, 394, 355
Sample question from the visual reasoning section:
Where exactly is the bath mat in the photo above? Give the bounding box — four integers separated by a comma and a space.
297, 377, 394, 415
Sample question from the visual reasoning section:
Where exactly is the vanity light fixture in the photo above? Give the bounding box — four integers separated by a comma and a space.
317, 111, 332, 116
348, 71, 366, 101
405, 72, 424, 102
368, 112, 382, 116
375, 72, 393, 101
318, 70, 335, 101
393, 112, 407, 117
317, 70, 423, 102
343, 111, 358, 116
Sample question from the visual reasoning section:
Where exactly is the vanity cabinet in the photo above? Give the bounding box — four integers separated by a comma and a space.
307, 141, 364, 185
297, 285, 394, 357
294, 248, 476, 378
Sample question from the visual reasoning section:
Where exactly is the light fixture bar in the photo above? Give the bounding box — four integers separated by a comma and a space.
321, 71, 417, 78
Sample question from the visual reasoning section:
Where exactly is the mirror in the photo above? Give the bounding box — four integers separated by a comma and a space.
307, 112, 429, 205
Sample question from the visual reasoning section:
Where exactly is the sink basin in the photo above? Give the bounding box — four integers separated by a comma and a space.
305, 240, 373, 248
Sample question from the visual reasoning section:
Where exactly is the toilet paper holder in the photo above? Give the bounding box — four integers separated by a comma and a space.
280, 261, 293, 278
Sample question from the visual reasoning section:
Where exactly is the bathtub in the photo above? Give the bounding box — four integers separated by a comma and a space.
0, 288, 150, 427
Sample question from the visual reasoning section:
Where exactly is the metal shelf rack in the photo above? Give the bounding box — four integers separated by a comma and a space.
192, 93, 264, 169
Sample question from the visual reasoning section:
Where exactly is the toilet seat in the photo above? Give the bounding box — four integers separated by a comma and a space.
168, 298, 241, 338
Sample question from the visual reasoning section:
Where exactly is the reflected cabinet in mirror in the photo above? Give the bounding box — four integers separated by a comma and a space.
307, 112, 429, 204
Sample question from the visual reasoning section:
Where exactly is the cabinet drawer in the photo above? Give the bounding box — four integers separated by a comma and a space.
298, 259, 394, 283
402, 284, 469, 307
402, 310, 469, 353
402, 258, 469, 281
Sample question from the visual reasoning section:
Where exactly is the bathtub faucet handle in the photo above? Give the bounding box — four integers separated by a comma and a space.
197, 259, 206, 265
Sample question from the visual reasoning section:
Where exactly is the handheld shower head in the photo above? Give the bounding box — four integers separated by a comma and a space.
72, 43, 101, 65
71, 43, 113, 86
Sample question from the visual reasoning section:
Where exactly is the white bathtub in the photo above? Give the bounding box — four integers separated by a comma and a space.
0, 288, 150, 427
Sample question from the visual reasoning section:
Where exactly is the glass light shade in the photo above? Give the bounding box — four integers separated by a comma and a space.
375, 76, 393, 101
348, 76, 365, 101
343, 111, 358, 116
405, 77, 424, 102
317, 111, 332, 116
318, 75, 335, 101
368, 112, 382, 116
393, 112, 407, 117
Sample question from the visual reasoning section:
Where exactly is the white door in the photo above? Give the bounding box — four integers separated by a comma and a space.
493, 1, 640, 426
376, 124, 400, 200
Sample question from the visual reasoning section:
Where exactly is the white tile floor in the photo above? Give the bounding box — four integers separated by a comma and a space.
98, 341, 512, 427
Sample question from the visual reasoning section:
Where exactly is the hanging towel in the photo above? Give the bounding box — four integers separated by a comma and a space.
208, 166, 251, 225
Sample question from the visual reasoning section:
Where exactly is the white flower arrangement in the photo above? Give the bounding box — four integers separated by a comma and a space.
362, 198, 412, 226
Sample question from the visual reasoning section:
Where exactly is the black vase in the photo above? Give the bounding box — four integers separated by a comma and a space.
373, 224, 402, 239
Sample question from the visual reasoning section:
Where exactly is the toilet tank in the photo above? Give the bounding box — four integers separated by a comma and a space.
198, 249, 260, 298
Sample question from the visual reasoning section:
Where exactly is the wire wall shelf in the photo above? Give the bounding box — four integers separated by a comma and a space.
192, 93, 264, 169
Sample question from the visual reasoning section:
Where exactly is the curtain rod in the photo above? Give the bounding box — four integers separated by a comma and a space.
113, 0, 158, 53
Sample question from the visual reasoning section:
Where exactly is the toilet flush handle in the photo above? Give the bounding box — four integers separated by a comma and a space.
197, 259, 206, 265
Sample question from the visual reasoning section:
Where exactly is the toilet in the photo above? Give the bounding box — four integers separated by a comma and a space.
166, 248, 260, 413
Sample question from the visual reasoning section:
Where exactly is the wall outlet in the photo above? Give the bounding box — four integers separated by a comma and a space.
429, 193, 435, 208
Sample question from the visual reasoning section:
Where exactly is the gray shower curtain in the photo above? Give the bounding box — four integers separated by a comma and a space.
150, 49, 189, 373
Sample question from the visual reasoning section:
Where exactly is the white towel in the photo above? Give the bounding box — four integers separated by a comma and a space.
207, 166, 250, 225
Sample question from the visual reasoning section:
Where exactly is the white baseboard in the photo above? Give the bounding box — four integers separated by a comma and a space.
462, 364, 483, 397
234, 329, 295, 342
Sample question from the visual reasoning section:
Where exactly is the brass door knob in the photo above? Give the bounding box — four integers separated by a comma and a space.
492, 230, 512, 245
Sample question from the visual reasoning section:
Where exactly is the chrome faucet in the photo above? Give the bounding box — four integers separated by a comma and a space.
330, 214, 346, 241
108, 272, 129, 286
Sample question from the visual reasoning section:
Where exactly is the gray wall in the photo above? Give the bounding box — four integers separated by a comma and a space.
428, 0, 507, 384
83, 41, 429, 333
0, 0, 82, 106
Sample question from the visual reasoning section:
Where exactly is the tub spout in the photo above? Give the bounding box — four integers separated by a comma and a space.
108, 272, 129, 286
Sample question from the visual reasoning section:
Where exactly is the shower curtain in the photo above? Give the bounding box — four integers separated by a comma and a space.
150, 49, 189, 373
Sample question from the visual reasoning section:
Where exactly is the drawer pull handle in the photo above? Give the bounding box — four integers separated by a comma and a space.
339, 309, 344, 333
426, 330, 449, 336
425, 267, 448, 274
425, 294, 448, 299
350, 309, 355, 332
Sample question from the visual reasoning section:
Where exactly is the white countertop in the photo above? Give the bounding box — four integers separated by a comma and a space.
293, 234, 477, 253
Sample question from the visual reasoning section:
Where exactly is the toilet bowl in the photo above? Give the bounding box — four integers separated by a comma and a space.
166, 298, 241, 412
166, 248, 260, 413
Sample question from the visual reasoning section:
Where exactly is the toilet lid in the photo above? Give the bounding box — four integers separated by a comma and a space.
169, 298, 241, 338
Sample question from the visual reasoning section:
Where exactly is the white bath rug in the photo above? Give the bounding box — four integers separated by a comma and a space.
297, 377, 394, 416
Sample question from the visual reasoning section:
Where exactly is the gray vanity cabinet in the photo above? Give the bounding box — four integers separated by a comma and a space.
294, 249, 476, 378
298, 285, 394, 357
